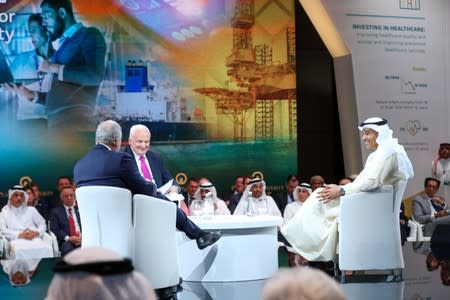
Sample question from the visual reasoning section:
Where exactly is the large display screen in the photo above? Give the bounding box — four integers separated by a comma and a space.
0, 0, 297, 196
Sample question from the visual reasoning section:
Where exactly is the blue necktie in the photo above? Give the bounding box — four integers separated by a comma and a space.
430, 198, 443, 212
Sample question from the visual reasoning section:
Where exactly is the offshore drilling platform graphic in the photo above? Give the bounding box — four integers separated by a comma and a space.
195, 0, 296, 141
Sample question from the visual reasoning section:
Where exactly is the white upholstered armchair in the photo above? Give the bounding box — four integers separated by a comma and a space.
75, 186, 133, 258
338, 180, 407, 282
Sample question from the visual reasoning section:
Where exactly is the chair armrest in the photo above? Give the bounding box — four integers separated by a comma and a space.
43, 231, 60, 257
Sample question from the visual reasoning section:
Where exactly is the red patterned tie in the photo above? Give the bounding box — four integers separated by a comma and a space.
140, 156, 153, 181
68, 208, 76, 236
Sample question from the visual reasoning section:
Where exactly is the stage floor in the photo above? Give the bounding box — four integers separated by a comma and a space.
1, 242, 449, 300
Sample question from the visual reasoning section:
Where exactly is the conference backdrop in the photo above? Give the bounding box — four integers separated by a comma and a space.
322, 0, 449, 197
0, 0, 297, 196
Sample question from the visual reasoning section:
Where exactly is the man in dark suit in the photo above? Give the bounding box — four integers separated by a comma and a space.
272, 175, 299, 216
124, 124, 180, 192
49, 185, 81, 256
12, 0, 106, 129
182, 177, 199, 206
124, 124, 190, 214
47, 176, 72, 212
73, 120, 221, 250
413, 177, 450, 236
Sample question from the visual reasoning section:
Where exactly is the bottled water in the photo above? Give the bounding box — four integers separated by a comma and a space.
203, 192, 214, 219
246, 191, 255, 217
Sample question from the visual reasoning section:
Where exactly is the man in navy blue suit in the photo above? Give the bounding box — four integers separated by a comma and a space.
73, 120, 221, 250
49, 185, 82, 256
124, 124, 188, 213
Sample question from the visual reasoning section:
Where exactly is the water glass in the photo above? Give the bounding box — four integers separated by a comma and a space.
191, 200, 203, 216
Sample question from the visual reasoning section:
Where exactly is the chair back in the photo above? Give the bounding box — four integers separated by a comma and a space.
75, 186, 133, 258
339, 184, 405, 270
133, 194, 180, 289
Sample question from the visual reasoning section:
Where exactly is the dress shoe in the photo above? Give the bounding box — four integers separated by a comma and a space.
196, 231, 223, 250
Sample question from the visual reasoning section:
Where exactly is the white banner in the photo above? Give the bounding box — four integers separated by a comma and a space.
322, 0, 450, 197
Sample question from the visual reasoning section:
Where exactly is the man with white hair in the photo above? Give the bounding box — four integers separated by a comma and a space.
74, 120, 221, 250
125, 124, 179, 194
233, 178, 282, 216
193, 181, 230, 215
282, 117, 414, 262
124, 124, 189, 214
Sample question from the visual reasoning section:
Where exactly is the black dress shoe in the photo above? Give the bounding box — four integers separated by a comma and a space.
196, 231, 223, 250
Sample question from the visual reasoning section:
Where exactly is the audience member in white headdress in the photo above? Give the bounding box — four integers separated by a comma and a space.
234, 178, 282, 216
192, 181, 231, 215
261, 267, 346, 300
0, 185, 53, 259
281, 117, 414, 262
283, 183, 312, 226
46, 247, 156, 300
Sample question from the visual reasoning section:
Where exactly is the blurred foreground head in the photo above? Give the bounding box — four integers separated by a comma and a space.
261, 267, 346, 300
46, 247, 156, 300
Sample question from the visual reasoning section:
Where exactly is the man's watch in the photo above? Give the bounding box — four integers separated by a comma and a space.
339, 188, 346, 197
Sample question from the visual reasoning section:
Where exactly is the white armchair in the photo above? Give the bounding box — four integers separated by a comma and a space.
133, 194, 180, 291
338, 180, 407, 282
75, 186, 133, 258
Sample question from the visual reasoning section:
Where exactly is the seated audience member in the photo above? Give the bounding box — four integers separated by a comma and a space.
413, 177, 450, 236
283, 183, 312, 225
234, 178, 282, 216
182, 177, 199, 206
338, 176, 353, 186
46, 247, 156, 300
273, 175, 299, 216
223, 175, 245, 214
431, 142, 450, 200
26, 182, 49, 220
0, 186, 53, 259
49, 185, 82, 256
48, 176, 72, 210
261, 267, 346, 300
283, 183, 312, 267
193, 181, 230, 215
310, 175, 325, 191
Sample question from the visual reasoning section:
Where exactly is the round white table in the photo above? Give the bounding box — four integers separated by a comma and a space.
177, 215, 282, 282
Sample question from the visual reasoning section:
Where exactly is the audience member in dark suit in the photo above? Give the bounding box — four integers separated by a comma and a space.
182, 177, 199, 206
47, 176, 72, 211
49, 185, 81, 256
222, 176, 245, 214
413, 177, 450, 236
272, 175, 299, 216
25, 182, 49, 221
73, 120, 221, 250
9, 0, 106, 129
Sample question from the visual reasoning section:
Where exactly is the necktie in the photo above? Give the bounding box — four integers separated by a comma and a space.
68, 208, 77, 236
140, 156, 153, 181
430, 198, 444, 212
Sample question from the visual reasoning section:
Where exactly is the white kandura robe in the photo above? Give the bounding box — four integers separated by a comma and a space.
281, 141, 413, 261
0, 206, 53, 259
